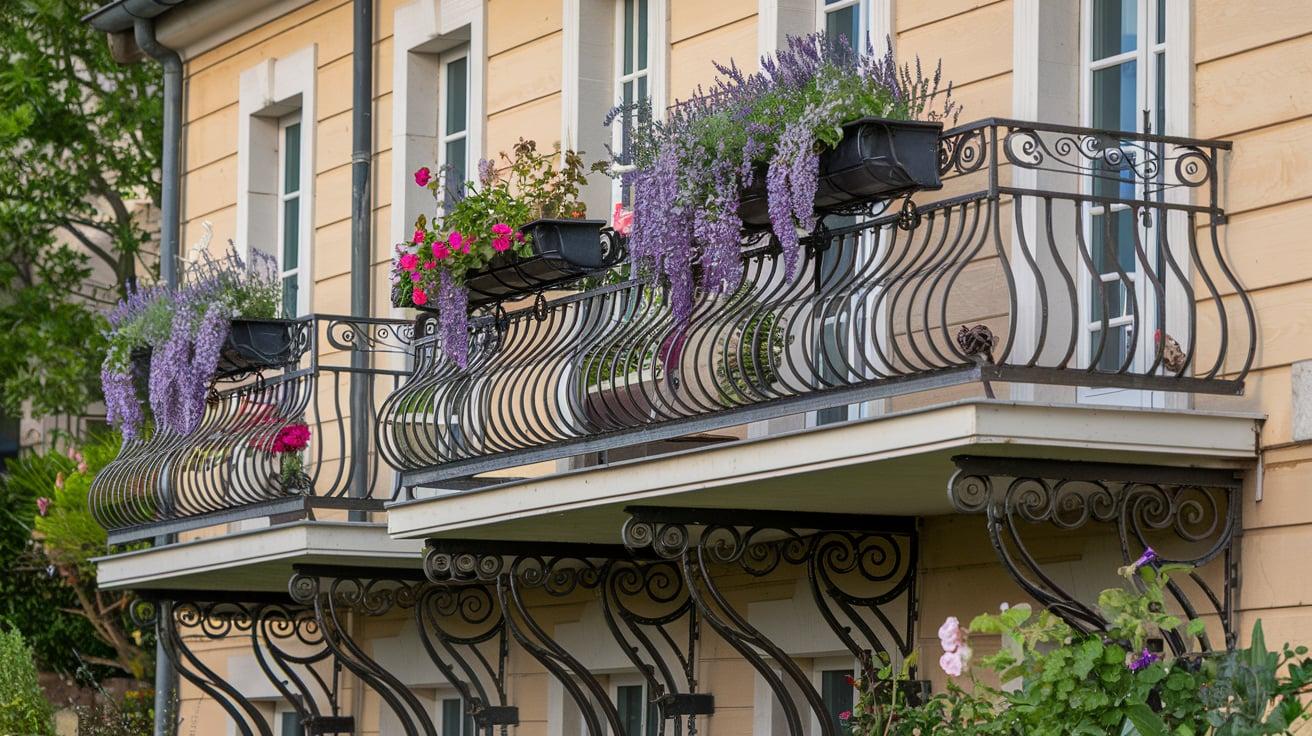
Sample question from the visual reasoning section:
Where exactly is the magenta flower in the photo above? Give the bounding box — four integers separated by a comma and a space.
36, 497, 51, 517
410, 272, 422, 282
412, 228, 425, 245
414, 167, 432, 187
492, 236, 512, 252
432, 242, 451, 260
423, 260, 436, 270
838, 711, 851, 722
491, 222, 512, 236
412, 287, 428, 306
271, 423, 311, 453
399, 253, 419, 271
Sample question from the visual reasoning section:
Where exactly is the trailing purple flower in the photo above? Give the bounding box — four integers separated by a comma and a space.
101, 367, 143, 441
438, 270, 470, 370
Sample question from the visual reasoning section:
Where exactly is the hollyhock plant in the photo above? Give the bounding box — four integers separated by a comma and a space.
608, 32, 959, 324
392, 139, 599, 367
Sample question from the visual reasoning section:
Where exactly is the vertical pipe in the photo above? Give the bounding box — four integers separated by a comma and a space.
349, 0, 374, 511
133, 18, 182, 736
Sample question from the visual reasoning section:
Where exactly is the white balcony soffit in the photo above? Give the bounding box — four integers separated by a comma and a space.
387, 400, 1261, 544
93, 522, 424, 592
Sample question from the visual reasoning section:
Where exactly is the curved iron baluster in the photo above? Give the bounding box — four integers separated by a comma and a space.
948, 456, 1241, 654
413, 583, 517, 734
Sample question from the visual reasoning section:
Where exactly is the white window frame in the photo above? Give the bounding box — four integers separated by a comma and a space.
437, 46, 472, 207
276, 112, 305, 317
236, 45, 317, 317
1077, 0, 1179, 408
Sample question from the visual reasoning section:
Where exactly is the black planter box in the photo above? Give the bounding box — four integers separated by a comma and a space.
463, 218, 618, 307
739, 117, 944, 228
215, 318, 299, 378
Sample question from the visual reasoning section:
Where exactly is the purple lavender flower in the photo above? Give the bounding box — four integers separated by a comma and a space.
101, 367, 143, 440
437, 270, 470, 369
1128, 648, 1160, 672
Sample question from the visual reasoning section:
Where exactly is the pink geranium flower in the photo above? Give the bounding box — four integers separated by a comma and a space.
412, 287, 428, 306
492, 236, 512, 252
414, 167, 432, 186
491, 222, 512, 236
399, 253, 419, 271
432, 242, 450, 260
412, 229, 425, 245
271, 423, 311, 453
423, 260, 436, 270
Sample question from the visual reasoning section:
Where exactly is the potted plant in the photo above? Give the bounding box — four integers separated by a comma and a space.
610, 33, 959, 326
392, 140, 618, 368
100, 247, 285, 440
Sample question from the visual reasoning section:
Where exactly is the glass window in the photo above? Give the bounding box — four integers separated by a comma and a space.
440, 697, 473, 735
441, 53, 470, 209
614, 0, 654, 205
616, 684, 658, 736
278, 116, 303, 318
821, 669, 855, 733
278, 710, 301, 736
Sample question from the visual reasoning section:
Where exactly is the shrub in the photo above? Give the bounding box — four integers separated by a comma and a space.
0, 628, 56, 736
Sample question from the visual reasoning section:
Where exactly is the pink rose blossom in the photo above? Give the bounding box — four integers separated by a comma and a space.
36, 497, 51, 517
491, 222, 512, 236
412, 288, 428, 306
412, 229, 425, 245
414, 167, 432, 187
938, 616, 966, 652
492, 236, 512, 252
432, 242, 450, 260
399, 253, 419, 271
448, 231, 471, 254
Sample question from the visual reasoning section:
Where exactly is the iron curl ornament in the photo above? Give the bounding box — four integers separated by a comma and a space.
622, 507, 919, 736
948, 455, 1242, 653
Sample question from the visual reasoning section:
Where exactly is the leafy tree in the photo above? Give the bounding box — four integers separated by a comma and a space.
0, 0, 162, 419
0, 437, 119, 678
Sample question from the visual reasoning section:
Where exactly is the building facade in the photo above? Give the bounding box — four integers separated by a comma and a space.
83, 0, 1310, 734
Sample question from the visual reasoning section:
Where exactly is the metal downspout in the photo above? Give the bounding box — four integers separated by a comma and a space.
349, 0, 374, 515
133, 17, 181, 736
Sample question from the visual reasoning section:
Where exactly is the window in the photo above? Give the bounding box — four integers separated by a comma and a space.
439, 50, 470, 209
820, 668, 855, 732
1080, 0, 1167, 398
277, 114, 303, 318
440, 696, 474, 735
820, 0, 864, 51
615, 682, 658, 736
277, 710, 301, 736
612, 0, 653, 206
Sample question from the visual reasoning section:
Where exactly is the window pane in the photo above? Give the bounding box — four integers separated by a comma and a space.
1092, 0, 1137, 60
821, 670, 855, 733
637, 0, 649, 71
441, 698, 463, 735
283, 122, 301, 193
279, 711, 301, 736
445, 57, 468, 134
623, 0, 635, 75
282, 197, 300, 270
282, 275, 297, 318
825, 6, 859, 53
1155, 51, 1165, 134
617, 685, 644, 736
1091, 323, 1132, 371
1092, 60, 1136, 133
1156, 0, 1165, 44
445, 138, 467, 201
1091, 208, 1137, 275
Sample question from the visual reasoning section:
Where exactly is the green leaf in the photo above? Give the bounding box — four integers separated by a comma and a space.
1125, 704, 1170, 736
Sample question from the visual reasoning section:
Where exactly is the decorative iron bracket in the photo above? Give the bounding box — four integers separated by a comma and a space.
948, 455, 1243, 652
131, 591, 353, 736
621, 507, 919, 736
425, 540, 710, 736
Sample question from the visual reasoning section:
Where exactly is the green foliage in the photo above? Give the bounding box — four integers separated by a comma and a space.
0, 438, 117, 676
72, 687, 155, 736
0, 0, 163, 418
0, 628, 56, 736
33, 433, 119, 574
843, 564, 1312, 736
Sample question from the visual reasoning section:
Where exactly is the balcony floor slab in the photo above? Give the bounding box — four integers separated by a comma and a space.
93, 522, 425, 592
386, 399, 1261, 544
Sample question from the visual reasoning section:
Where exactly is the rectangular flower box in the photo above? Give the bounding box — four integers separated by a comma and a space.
738, 117, 944, 227
463, 218, 619, 308
215, 318, 302, 378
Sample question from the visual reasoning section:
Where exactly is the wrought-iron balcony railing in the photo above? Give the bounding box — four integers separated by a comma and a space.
91, 315, 426, 543
379, 119, 1255, 491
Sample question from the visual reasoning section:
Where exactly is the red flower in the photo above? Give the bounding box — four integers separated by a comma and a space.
271, 423, 311, 453
414, 167, 432, 187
